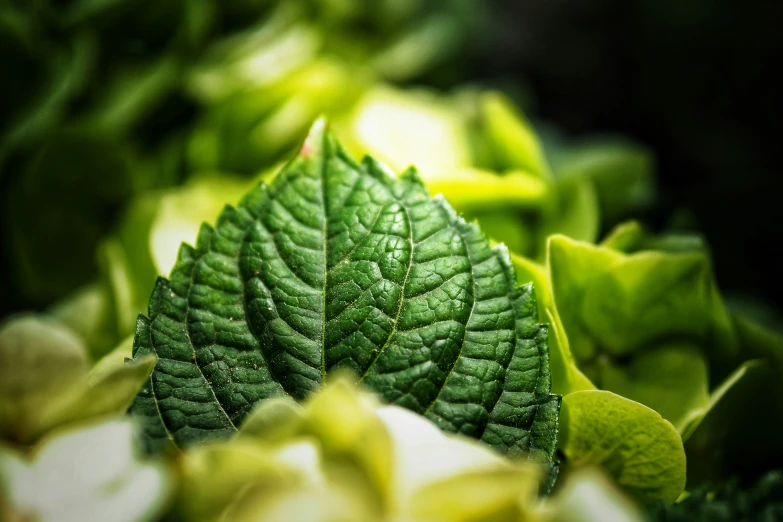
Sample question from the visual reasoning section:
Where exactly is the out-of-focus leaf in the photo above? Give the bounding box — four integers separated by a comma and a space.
548, 137, 655, 227
477, 91, 551, 179
102, 174, 255, 336
47, 282, 117, 359
187, 12, 322, 103
547, 468, 645, 522
83, 55, 179, 135
543, 177, 599, 245
732, 312, 783, 366
600, 220, 645, 252
242, 378, 393, 509
0, 315, 87, 441
0, 315, 154, 442
473, 210, 534, 255
601, 221, 707, 255
47, 344, 156, 429
3, 130, 136, 305
425, 167, 548, 210
679, 358, 757, 442
189, 56, 366, 173
593, 343, 709, 434
685, 318, 783, 484
0, 19, 92, 154
177, 378, 543, 522
370, 12, 462, 81
174, 439, 303, 522
580, 251, 711, 355
548, 235, 738, 365
559, 390, 686, 505
338, 87, 558, 254
340, 85, 472, 176
148, 175, 254, 275
0, 419, 172, 522
547, 235, 623, 362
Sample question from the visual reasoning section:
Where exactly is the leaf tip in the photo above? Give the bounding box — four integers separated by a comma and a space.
299, 117, 328, 158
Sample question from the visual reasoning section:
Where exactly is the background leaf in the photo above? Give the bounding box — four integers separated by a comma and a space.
559, 390, 686, 505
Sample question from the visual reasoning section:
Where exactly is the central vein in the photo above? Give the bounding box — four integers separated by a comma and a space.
319, 137, 329, 381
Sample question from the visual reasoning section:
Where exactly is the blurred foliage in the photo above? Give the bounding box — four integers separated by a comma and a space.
0, 314, 153, 443
0, 0, 487, 313
0, 364, 644, 522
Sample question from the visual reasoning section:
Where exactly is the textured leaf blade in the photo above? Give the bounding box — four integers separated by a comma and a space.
131, 120, 560, 460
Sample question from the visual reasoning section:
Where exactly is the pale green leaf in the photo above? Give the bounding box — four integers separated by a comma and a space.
559, 390, 686, 505
543, 177, 599, 245
0, 315, 87, 441
340, 85, 472, 176
590, 343, 709, 434
547, 235, 623, 362
0, 315, 155, 442
478, 92, 551, 179
424, 167, 549, 210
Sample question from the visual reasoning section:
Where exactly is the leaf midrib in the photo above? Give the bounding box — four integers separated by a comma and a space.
320, 144, 329, 381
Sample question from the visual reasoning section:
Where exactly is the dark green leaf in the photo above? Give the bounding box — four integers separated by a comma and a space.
131, 120, 559, 461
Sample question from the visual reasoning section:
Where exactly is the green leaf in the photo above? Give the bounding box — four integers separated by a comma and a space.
47, 282, 117, 359
0, 315, 87, 441
548, 235, 737, 364
102, 174, 257, 338
131, 119, 560, 462
559, 390, 686, 505
547, 235, 623, 362
4, 130, 136, 305
424, 167, 549, 211
542, 177, 599, 245
592, 343, 710, 434
340, 85, 473, 177
684, 357, 783, 485
600, 221, 707, 255
477, 92, 552, 180
549, 136, 655, 226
